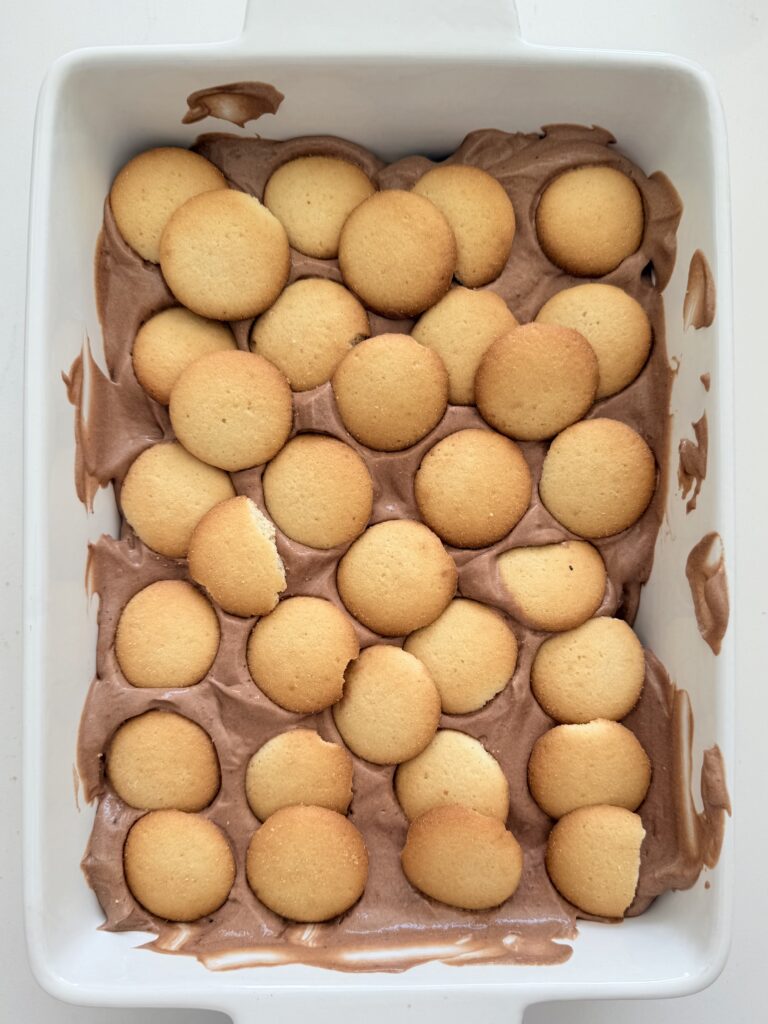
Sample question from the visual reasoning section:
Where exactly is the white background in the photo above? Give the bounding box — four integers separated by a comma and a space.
2, 0, 764, 1020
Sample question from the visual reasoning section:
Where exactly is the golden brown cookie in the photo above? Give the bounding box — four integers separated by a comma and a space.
169, 350, 293, 472
110, 147, 226, 263
124, 809, 235, 922
475, 323, 599, 441
115, 580, 220, 689
246, 805, 368, 922
401, 805, 523, 911
262, 435, 373, 549
263, 156, 376, 259
132, 307, 236, 405
536, 165, 644, 277
159, 189, 290, 320
245, 729, 354, 821
247, 596, 359, 713
539, 418, 656, 538
535, 284, 652, 399
395, 730, 509, 822
120, 442, 235, 558
412, 164, 516, 286
411, 286, 518, 405
251, 278, 370, 391
338, 190, 457, 317
531, 617, 645, 723
404, 599, 517, 714
332, 333, 449, 451
498, 541, 607, 632
545, 805, 646, 917
337, 520, 457, 636
107, 710, 220, 812
188, 496, 286, 617
414, 428, 532, 548
332, 645, 441, 765
528, 719, 651, 819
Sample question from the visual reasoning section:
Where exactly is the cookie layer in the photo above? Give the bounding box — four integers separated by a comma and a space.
539, 418, 656, 538
536, 166, 644, 277
338, 190, 457, 317
115, 580, 220, 689
404, 599, 517, 714
475, 323, 599, 441
414, 428, 532, 548
159, 189, 290, 320
169, 349, 293, 472
337, 520, 457, 636
246, 805, 368, 922
401, 805, 523, 911
245, 729, 353, 821
333, 645, 441, 765
332, 333, 449, 452
413, 164, 515, 286
132, 307, 235, 405
247, 596, 359, 713
251, 277, 370, 391
188, 496, 286, 617
263, 155, 376, 258
498, 541, 607, 632
121, 442, 235, 558
124, 810, 235, 922
528, 719, 651, 819
262, 434, 373, 549
531, 617, 645, 723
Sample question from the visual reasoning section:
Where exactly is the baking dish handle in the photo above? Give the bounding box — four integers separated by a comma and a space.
239, 0, 523, 56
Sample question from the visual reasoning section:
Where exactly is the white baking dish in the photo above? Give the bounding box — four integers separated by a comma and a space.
23, 1, 734, 1019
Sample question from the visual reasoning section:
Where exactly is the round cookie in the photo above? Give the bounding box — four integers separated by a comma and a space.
188, 496, 286, 617
124, 809, 235, 921
338, 190, 457, 317
159, 189, 290, 320
263, 155, 376, 259
251, 278, 370, 391
110, 147, 226, 263
262, 435, 373, 549
539, 418, 656, 538
245, 729, 353, 821
132, 307, 236, 405
414, 428, 532, 548
169, 350, 293, 472
411, 286, 518, 405
115, 580, 220, 689
404, 599, 517, 714
337, 520, 457, 636
401, 805, 523, 911
528, 719, 651, 819
395, 730, 509, 822
498, 541, 606, 632
107, 710, 220, 812
247, 596, 359, 713
535, 284, 652, 399
536, 165, 644, 277
532, 617, 645, 723
475, 323, 599, 441
412, 164, 516, 286
121, 442, 235, 558
246, 805, 368, 922
545, 805, 646, 917
332, 645, 441, 765
332, 334, 448, 452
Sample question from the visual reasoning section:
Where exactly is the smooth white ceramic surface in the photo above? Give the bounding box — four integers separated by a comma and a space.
3, 1, 763, 1022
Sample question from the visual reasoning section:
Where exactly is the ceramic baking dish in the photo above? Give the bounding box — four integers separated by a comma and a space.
23, 1, 734, 1019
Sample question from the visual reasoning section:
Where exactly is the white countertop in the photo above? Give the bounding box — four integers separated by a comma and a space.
2, 1, 764, 1019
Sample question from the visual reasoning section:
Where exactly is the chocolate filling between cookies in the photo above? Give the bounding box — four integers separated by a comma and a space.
75, 124, 729, 971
